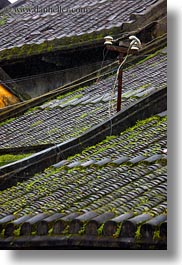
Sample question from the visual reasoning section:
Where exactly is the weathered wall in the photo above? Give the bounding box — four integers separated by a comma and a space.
2, 45, 114, 98
15, 61, 109, 98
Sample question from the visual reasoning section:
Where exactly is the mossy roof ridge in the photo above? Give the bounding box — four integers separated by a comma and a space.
0, 153, 32, 167
67, 115, 167, 162
0, 113, 167, 217
0, 112, 167, 245
0, 0, 158, 61
0, 48, 167, 151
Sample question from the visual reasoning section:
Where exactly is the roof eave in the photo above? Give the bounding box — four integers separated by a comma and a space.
0, 27, 122, 63
0, 235, 167, 250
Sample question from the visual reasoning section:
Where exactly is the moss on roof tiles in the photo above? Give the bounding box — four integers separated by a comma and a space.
67, 115, 167, 162
0, 0, 160, 66
135, 48, 167, 66
0, 27, 121, 62
0, 15, 7, 26
0, 113, 167, 220
0, 49, 167, 151
0, 153, 32, 167
0, 117, 15, 127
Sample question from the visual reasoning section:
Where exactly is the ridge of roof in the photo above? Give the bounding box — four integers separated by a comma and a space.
0, 234, 167, 250
0, 86, 167, 190
0, 0, 167, 250
0, 0, 160, 62
0, 47, 167, 157
0, 36, 167, 122
0, 112, 167, 249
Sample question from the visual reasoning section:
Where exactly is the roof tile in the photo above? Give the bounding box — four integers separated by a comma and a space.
0, 0, 159, 53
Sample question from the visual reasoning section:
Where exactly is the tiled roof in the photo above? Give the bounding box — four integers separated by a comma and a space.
0, 0, 167, 249
0, 113, 167, 248
0, 0, 158, 56
0, 48, 167, 151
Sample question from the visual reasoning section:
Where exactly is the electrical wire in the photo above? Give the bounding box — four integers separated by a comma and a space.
0, 62, 119, 115
0, 19, 167, 171
2, 59, 113, 84
1, 33, 166, 86
96, 47, 109, 83
0, 42, 166, 113
107, 32, 167, 120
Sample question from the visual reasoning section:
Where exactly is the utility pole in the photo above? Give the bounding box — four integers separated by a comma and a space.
104, 36, 141, 112
105, 45, 130, 112
117, 53, 124, 112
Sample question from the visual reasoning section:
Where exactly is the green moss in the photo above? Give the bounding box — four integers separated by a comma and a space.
64, 114, 166, 164
125, 47, 167, 71
0, 27, 121, 61
0, 153, 32, 167
60, 93, 83, 105
124, 116, 159, 133
123, 83, 152, 98
26, 106, 40, 114
157, 158, 167, 166
0, 117, 15, 127
61, 224, 69, 235
30, 120, 43, 127
57, 86, 87, 100
136, 52, 160, 65
76, 116, 164, 160
25, 179, 42, 192
47, 128, 59, 135
80, 113, 87, 119
0, 229, 4, 238
97, 223, 104, 236
13, 227, 21, 237
67, 135, 117, 161
113, 223, 122, 238
153, 229, 160, 240
47, 44, 54, 53
0, 16, 7, 26
78, 222, 87, 236
44, 166, 61, 177
135, 225, 142, 240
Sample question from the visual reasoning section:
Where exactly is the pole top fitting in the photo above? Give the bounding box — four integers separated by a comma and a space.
104, 36, 113, 45
129, 35, 142, 50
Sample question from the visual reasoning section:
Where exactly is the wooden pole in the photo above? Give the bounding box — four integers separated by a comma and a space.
117, 53, 124, 112
105, 45, 128, 112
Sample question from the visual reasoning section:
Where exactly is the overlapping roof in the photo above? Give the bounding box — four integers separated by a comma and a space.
0, 44, 167, 249
0, 0, 158, 48
0, 0, 167, 249
0, 112, 167, 249
0, 0, 159, 61
0, 48, 167, 152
